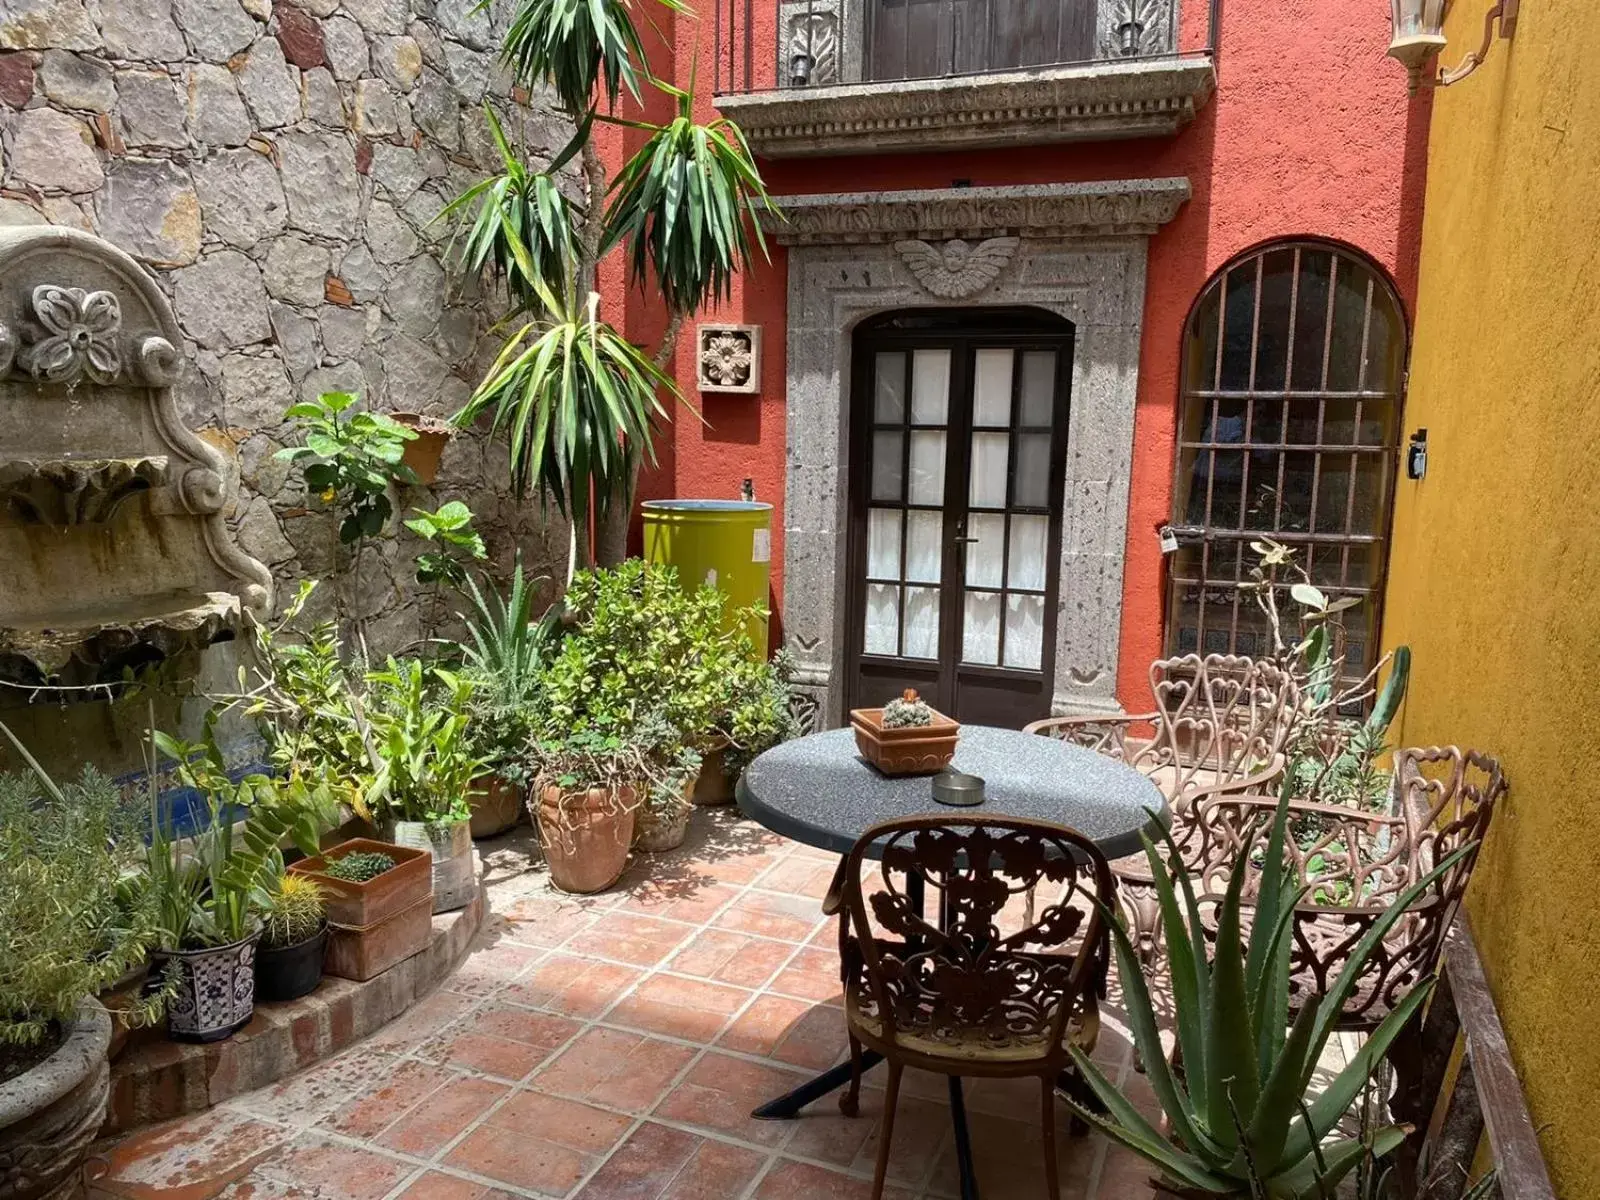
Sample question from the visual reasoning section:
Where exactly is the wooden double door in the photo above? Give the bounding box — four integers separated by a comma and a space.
845, 310, 1074, 728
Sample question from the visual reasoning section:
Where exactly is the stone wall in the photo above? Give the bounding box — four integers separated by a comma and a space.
0, 0, 573, 648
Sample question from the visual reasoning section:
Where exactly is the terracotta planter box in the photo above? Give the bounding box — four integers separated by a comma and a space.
850, 707, 960, 776
391, 412, 451, 484
289, 838, 434, 981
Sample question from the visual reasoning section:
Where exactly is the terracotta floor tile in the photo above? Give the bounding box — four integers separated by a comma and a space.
925, 1104, 1096, 1200
233, 1047, 398, 1126
575, 1122, 768, 1200
208, 1175, 325, 1200
446, 1093, 633, 1194
753, 1160, 915, 1200
606, 974, 750, 1043
494, 896, 604, 948
617, 879, 741, 925
391, 1171, 524, 1200
653, 1051, 812, 1148
442, 939, 544, 997
755, 856, 839, 900
714, 891, 826, 943
767, 945, 845, 1005
375, 1075, 510, 1157
421, 1003, 582, 1078
567, 912, 697, 967
319, 1060, 459, 1139
362, 990, 479, 1053
680, 843, 787, 886
533, 1026, 697, 1112
90, 1109, 290, 1200
717, 995, 848, 1070
253, 1136, 414, 1200
779, 1086, 883, 1170
503, 953, 644, 1019
667, 930, 794, 989
1092, 1145, 1157, 1200
849, 1093, 954, 1187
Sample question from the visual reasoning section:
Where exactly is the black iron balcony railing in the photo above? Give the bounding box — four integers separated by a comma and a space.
713, 0, 1213, 95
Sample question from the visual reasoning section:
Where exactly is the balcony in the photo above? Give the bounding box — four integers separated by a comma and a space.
713, 0, 1217, 157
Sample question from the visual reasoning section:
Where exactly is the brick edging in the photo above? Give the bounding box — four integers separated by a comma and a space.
103, 886, 486, 1134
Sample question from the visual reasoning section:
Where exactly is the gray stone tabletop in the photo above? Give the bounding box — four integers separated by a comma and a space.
737, 725, 1168, 860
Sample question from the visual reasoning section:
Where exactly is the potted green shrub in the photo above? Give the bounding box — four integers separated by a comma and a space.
289, 840, 433, 981
527, 561, 730, 889
0, 729, 165, 1200
457, 560, 557, 837
357, 658, 487, 912
702, 647, 804, 802
145, 732, 337, 1042
254, 874, 328, 1003
634, 730, 701, 854
1062, 793, 1475, 1199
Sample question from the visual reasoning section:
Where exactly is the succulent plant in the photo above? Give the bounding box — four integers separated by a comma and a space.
322, 851, 397, 883
882, 689, 935, 729
262, 874, 326, 949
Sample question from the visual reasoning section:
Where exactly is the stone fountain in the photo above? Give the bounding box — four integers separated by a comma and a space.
0, 226, 272, 696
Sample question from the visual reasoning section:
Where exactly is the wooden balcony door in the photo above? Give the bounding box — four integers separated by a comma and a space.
845, 311, 1074, 728
865, 0, 1095, 81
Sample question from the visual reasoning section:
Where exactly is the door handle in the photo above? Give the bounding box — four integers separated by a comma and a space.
953, 535, 978, 545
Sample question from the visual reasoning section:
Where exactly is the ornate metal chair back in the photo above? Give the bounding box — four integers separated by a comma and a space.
839, 816, 1114, 1064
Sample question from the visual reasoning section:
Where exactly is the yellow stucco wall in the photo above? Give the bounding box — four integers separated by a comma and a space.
1382, 4, 1600, 1198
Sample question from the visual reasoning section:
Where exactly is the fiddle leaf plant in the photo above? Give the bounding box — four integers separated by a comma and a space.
1062, 789, 1476, 1199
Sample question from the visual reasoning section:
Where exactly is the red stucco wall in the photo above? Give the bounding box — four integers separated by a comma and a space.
620, 0, 1428, 710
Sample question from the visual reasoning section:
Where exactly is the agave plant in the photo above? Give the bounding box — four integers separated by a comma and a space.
1065, 792, 1473, 1199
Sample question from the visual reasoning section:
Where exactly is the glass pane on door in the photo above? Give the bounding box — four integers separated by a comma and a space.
864, 348, 949, 661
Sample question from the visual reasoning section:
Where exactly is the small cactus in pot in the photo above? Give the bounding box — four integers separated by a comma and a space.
882, 690, 936, 729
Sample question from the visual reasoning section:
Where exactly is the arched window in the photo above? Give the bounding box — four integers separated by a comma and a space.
1167, 242, 1407, 680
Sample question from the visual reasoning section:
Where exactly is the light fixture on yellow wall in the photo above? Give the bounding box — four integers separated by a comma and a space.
1388, 0, 1520, 94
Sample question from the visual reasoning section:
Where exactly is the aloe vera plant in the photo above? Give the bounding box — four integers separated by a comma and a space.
1065, 792, 1473, 1199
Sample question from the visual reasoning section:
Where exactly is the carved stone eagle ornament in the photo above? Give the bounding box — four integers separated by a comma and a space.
893, 237, 1020, 299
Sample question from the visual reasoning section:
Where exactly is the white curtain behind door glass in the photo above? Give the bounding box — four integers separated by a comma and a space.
911, 349, 950, 424
1007, 514, 1049, 591
875, 352, 905, 421
908, 431, 946, 505
973, 349, 1014, 426
865, 583, 899, 655
969, 432, 1009, 509
1020, 351, 1056, 424
965, 512, 1005, 589
1004, 593, 1044, 669
866, 508, 901, 579
903, 587, 939, 659
905, 510, 942, 583
963, 591, 1001, 664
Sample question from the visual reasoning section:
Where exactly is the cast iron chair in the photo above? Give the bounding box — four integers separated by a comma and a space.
828, 815, 1115, 1200
1191, 745, 1505, 1028
1024, 653, 1299, 960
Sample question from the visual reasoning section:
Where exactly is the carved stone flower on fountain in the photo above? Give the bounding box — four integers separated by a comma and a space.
0, 227, 272, 689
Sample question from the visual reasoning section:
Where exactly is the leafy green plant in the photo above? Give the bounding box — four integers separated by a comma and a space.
322, 851, 396, 883
458, 558, 559, 781
0, 725, 166, 1047
1063, 792, 1474, 1199
406, 501, 487, 589
262, 874, 326, 949
148, 728, 339, 949
450, 0, 775, 567
357, 658, 486, 828
277, 392, 418, 545
720, 647, 804, 780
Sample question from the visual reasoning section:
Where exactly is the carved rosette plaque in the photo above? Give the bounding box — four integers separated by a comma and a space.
697, 324, 762, 394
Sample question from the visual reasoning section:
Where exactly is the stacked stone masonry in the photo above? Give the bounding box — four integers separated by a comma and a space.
0, 0, 574, 646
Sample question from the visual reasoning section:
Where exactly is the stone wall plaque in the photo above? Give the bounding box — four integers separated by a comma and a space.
697, 324, 762, 394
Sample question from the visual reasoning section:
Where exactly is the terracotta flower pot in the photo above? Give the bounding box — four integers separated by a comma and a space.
468, 775, 523, 838
535, 782, 637, 894
850, 706, 960, 776
0, 998, 110, 1200
691, 744, 735, 806
634, 775, 696, 854
152, 930, 261, 1044
289, 838, 434, 982
390, 412, 452, 484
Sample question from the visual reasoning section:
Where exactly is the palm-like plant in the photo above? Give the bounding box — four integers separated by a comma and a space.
1065, 792, 1473, 1199
450, 0, 775, 567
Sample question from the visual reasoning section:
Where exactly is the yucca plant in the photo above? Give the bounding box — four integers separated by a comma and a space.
1064, 791, 1474, 1199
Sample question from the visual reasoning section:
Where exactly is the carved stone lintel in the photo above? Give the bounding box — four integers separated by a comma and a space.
763, 178, 1192, 246
717, 57, 1215, 158
894, 237, 1019, 299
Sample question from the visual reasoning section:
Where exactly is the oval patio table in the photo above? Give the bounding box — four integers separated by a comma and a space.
735, 724, 1168, 1198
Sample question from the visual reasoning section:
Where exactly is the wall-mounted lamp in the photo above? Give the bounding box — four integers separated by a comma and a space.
1389, 0, 1519, 94
789, 52, 814, 87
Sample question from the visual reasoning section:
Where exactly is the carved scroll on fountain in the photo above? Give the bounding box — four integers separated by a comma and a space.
0, 227, 273, 689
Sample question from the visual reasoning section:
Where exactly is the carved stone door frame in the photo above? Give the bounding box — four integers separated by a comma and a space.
762, 179, 1190, 727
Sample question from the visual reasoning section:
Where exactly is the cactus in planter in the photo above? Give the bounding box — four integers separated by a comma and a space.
262, 875, 327, 950
1062, 790, 1476, 1199
882, 690, 936, 729
322, 851, 397, 883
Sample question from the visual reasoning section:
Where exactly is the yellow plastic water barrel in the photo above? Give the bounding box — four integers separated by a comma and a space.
641, 500, 773, 653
